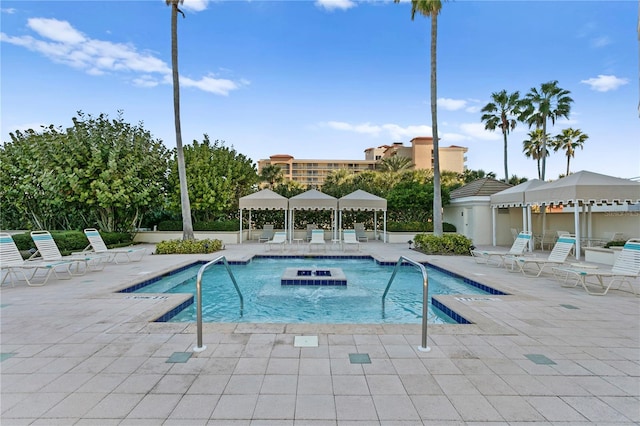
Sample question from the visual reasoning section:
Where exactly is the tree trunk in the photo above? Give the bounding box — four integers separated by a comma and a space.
502, 129, 508, 182
431, 13, 443, 236
170, 3, 194, 240
540, 121, 547, 181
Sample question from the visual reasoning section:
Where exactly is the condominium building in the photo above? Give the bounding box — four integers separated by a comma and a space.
258, 137, 467, 187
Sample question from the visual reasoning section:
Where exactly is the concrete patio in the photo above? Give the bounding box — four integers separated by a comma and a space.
1, 241, 638, 425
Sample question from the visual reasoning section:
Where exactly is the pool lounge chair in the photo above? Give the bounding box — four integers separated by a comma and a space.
309, 229, 326, 252
342, 229, 360, 252
30, 230, 107, 274
77, 228, 146, 263
258, 224, 274, 243
552, 238, 640, 296
306, 224, 317, 242
0, 233, 74, 286
265, 232, 287, 252
470, 231, 532, 267
354, 223, 368, 242
507, 235, 576, 277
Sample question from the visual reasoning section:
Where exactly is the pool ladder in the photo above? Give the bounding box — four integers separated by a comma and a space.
193, 256, 243, 352
382, 256, 431, 352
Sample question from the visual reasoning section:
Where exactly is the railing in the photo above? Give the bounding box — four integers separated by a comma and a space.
193, 256, 243, 352
382, 256, 431, 352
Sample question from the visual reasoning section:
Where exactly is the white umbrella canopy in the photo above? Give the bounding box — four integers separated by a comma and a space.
524, 171, 640, 260
288, 189, 338, 242
238, 189, 289, 243
525, 171, 640, 206
338, 189, 387, 242
490, 179, 546, 207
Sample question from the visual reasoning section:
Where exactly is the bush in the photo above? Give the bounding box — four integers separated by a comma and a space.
413, 233, 473, 255
157, 220, 239, 232
387, 221, 456, 232
604, 240, 626, 248
155, 238, 224, 254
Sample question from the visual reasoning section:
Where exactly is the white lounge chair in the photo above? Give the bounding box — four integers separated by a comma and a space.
306, 224, 317, 242
470, 231, 532, 267
552, 238, 640, 296
354, 223, 368, 242
508, 235, 576, 277
265, 231, 287, 252
309, 229, 326, 252
77, 228, 146, 263
342, 229, 360, 252
258, 224, 274, 243
1, 233, 74, 286
30, 230, 106, 274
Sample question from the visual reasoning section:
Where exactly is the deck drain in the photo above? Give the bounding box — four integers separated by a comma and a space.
525, 354, 556, 365
349, 353, 371, 364
294, 336, 318, 347
166, 352, 192, 363
560, 304, 579, 309
455, 297, 502, 302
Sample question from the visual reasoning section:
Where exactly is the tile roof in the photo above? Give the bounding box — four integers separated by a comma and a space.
450, 178, 512, 199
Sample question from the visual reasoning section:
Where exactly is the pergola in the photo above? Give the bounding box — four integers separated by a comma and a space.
238, 189, 288, 243
338, 190, 388, 242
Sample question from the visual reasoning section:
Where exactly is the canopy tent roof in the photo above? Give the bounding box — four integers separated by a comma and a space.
338, 189, 387, 211
490, 179, 546, 207
525, 171, 640, 206
239, 189, 288, 210
288, 189, 337, 210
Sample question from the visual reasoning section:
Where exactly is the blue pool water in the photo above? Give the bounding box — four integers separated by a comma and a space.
131, 257, 500, 324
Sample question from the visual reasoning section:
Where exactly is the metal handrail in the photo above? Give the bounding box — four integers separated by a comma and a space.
382, 256, 431, 352
193, 256, 243, 352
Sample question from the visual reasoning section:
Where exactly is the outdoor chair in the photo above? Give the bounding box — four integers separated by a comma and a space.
258, 224, 274, 243
470, 231, 532, 267
30, 230, 107, 275
308, 229, 326, 252
265, 232, 287, 252
506, 235, 576, 277
75, 228, 146, 263
552, 238, 640, 296
354, 223, 368, 242
306, 224, 317, 242
0, 233, 74, 286
342, 229, 360, 252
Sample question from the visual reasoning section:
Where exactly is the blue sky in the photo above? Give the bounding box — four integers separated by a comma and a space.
2, 0, 638, 181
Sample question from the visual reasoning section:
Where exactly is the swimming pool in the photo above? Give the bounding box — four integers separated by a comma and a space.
129, 257, 504, 324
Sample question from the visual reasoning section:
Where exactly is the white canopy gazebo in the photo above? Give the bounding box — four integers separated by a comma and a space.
524, 171, 640, 259
238, 189, 288, 243
288, 189, 338, 243
338, 189, 388, 242
490, 179, 546, 250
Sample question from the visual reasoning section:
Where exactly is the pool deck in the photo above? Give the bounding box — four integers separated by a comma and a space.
1, 241, 638, 424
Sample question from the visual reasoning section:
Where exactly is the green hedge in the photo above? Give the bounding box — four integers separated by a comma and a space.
155, 238, 224, 254
387, 221, 456, 232
11, 230, 133, 254
157, 220, 239, 231
413, 233, 473, 255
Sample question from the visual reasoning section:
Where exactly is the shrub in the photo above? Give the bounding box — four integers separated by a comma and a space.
413, 233, 473, 255
604, 240, 626, 248
387, 221, 456, 232
155, 238, 224, 254
157, 220, 239, 231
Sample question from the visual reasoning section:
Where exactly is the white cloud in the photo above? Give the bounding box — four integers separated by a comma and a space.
591, 36, 611, 48
1, 17, 245, 96
580, 74, 629, 92
459, 122, 500, 141
181, 0, 210, 12
322, 121, 431, 140
438, 97, 467, 111
1, 8, 16, 14
315, 0, 357, 12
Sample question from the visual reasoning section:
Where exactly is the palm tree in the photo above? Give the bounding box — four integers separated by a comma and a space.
395, 0, 445, 235
260, 164, 285, 188
551, 128, 589, 176
519, 80, 573, 180
378, 155, 413, 172
480, 90, 521, 182
522, 129, 550, 179
166, 0, 194, 240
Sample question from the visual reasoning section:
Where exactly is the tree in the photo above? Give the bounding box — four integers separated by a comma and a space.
377, 155, 413, 172
167, 0, 194, 240
259, 164, 285, 188
522, 129, 550, 180
480, 90, 521, 182
551, 128, 588, 176
395, 0, 445, 235
1, 112, 170, 231
167, 136, 258, 222
519, 80, 573, 180
461, 169, 496, 184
